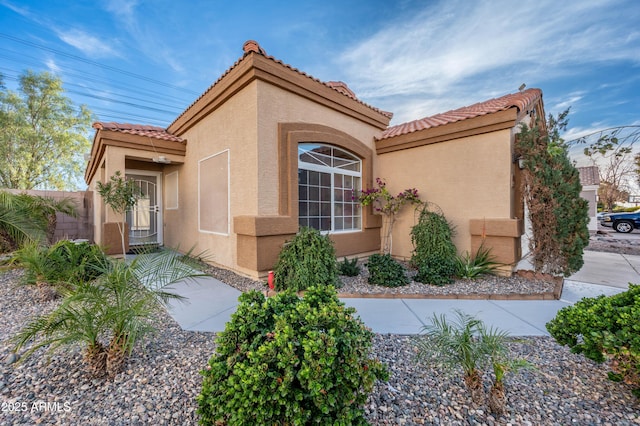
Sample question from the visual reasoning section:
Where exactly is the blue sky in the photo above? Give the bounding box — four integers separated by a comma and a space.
1, 0, 639, 146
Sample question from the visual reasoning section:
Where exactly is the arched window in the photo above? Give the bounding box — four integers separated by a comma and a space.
298, 143, 362, 232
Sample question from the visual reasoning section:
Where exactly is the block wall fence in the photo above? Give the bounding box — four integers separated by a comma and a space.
6, 189, 94, 243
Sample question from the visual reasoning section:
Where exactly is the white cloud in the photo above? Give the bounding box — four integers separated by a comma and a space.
57, 28, 118, 58
338, 0, 639, 124
45, 58, 61, 74
102, 0, 185, 74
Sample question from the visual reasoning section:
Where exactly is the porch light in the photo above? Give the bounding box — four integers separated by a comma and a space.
153, 155, 171, 164
513, 154, 525, 170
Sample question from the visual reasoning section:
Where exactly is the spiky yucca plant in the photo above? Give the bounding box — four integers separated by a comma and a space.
12, 248, 204, 378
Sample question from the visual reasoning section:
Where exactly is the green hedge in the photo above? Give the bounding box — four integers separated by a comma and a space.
197, 286, 387, 425
546, 284, 640, 397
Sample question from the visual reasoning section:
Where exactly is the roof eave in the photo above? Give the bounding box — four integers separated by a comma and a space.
376, 108, 519, 155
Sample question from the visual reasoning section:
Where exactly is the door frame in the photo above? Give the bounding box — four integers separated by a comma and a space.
125, 169, 163, 246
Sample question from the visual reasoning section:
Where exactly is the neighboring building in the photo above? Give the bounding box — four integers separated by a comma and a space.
577, 166, 600, 232
85, 40, 546, 278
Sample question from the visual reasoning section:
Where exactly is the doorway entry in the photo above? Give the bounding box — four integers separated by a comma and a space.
125, 171, 163, 247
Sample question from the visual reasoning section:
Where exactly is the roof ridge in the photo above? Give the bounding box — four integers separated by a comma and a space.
168, 40, 392, 129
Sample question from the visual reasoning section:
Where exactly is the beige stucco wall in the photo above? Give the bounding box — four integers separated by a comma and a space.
162, 79, 384, 277
377, 129, 514, 260
162, 82, 258, 270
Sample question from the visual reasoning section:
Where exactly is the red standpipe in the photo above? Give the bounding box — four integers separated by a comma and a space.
268, 271, 274, 290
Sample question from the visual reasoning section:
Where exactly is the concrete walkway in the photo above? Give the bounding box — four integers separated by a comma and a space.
166, 250, 639, 336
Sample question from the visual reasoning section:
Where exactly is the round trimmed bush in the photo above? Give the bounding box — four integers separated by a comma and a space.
366, 253, 409, 287
273, 226, 340, 291
197, 286, 388, 425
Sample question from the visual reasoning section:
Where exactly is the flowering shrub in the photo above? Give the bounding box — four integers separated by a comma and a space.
356, 178, 420, 215
356, 178, 421, 254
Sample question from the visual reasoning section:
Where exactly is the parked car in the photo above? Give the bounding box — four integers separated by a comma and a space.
600, 209, 640, 233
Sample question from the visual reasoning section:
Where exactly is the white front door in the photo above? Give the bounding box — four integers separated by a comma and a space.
126, 171, 163, 246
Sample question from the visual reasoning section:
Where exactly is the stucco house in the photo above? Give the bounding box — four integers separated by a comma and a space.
85, 40, 546, 279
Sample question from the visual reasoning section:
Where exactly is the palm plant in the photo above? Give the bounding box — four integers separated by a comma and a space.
481, 325, 533, 415
416, 309, 487, 404
17, 194, 78, 243
0, 191, 46, 251
13, 242, 57, 300
13, 280, 110, 376
12, 248, 205, 378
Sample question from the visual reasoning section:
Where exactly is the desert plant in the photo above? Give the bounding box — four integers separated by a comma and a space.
416, 310, 487, 404
546, 284, 640, 398
197, 285, 387, 425
12, 248, 204, 378
356, 178, 421, 254
13, 242, 57, 300
411, 207, 457, 285
44, 240, 110, 284
366, 253, 409, 287
96, 171, 141, 255
14, 240, 110, 299
0, 191, 47, 252
481, 325, 533, 415
455, 244, 501, 279
338, 256, 361, 277
273, 227, 339, 291
13, 193, 78, 244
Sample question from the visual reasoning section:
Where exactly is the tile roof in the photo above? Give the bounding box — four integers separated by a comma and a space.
577, 165, 600, 186
169, 41, 392, 129
380, 88, 542, 140
93, 122, 184, 143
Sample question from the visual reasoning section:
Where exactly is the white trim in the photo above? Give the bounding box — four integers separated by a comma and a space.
198, 149, 231, 236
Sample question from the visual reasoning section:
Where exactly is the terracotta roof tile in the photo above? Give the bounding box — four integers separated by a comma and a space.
380, 88, 542, 140
577, 165, 600, 186
169, 41, 392, 128
93, 122, 184, 143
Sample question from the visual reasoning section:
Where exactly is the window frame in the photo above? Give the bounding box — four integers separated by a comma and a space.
297, 143, 362, 234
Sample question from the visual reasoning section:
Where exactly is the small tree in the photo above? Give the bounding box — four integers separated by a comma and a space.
96, 171, 141, 256
0, 70, 93, 190
357, 178, 421, 254
515, 110, 589, 276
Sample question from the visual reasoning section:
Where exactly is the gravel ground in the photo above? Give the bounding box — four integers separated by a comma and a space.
1, 266, 639, 425
206, 260, 558, 297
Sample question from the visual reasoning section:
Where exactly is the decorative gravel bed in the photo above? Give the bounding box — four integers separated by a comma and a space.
1, 267, 639, 425
204, 259, 559, 297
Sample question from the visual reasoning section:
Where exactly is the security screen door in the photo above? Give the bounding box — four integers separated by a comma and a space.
126, 172, 163, 247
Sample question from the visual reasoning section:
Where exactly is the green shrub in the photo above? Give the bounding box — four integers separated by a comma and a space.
546, 284, 640, 397
46, 240, 110, 284
415, 253, 457, 286
15, 240, 110, 292
455, 244, 501, 279
197, 286, 387, 425
410, 208, 457, 285
338, 257, 360, 277
273, 227, 339, 291
366, 253, 409, 287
